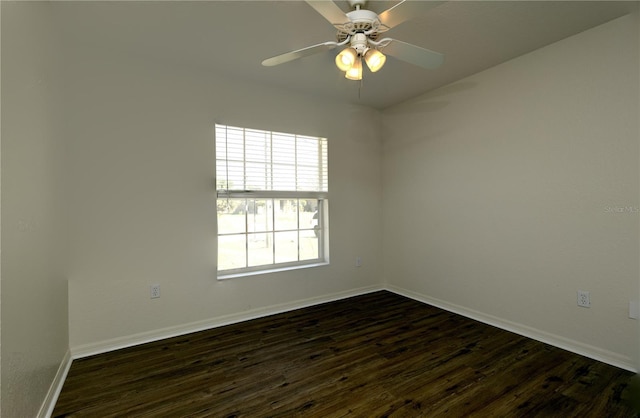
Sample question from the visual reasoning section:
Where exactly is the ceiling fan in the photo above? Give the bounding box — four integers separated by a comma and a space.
261, 0, 445, 81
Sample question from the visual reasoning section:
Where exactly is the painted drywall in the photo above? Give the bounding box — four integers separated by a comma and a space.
63, 40, 383, 351
382, 13, 639, 370
637, 8, 640, 374
1, 2, 70, 416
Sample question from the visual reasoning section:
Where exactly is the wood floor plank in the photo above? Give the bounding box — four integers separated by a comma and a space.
53, 291, 639, 417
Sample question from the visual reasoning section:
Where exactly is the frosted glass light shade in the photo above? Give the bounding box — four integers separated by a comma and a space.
335, 48, 357, 71
364, 49, 386, 72
345, 57, 363, 80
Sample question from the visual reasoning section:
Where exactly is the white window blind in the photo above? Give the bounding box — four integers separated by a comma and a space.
216, 125, 328, 194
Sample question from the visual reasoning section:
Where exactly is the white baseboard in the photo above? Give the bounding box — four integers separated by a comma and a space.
37, 349, 73, 418
386, 284, 638, 373
68, 282, 635, 379
71, 284, 385, 359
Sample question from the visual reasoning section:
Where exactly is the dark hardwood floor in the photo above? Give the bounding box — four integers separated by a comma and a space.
53, 291, 638, 417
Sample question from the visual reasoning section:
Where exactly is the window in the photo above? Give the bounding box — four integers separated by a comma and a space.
215, 124, 328, 277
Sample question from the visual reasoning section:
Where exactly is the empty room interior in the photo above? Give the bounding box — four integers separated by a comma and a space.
2, 0, 640, 416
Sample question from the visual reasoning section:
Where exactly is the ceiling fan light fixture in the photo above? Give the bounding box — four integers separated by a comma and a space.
364, 49, 386, 72
335, 47, 357, 71
345, 57, 363, 80
262, 0, 446, 82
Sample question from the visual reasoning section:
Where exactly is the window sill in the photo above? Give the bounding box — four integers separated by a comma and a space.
217, 261, 330, 280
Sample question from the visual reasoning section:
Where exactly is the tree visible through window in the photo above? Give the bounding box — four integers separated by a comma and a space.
215, 124, 328, 276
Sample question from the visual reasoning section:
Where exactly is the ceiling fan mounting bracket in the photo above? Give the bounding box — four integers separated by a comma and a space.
347, 0, 367, 9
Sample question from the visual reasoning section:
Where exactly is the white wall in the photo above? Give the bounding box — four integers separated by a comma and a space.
383, 13, 639, 371
636, 7, 640, 376
1, 2, 69, 416
63, 42, 383, 353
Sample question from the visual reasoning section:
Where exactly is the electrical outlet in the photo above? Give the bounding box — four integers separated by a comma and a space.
577, 290, 590, 308
151, 284, 160, 299
356, 256, 362, 267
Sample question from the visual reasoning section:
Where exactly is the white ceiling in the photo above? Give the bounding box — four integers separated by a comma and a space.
52, 1, 638, 109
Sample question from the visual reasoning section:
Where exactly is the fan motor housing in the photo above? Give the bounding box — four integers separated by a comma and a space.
336, 9, 381, 42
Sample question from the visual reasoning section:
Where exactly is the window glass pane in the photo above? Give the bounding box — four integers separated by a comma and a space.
218, 234, 246, 270
273, 164, 296, 191
272, 133, 296, 164
320, 139, 328, 192
245, 129, 269, 163
297, 137, 319, 191
300, 200, 319, 261
272, 133, 296, 191
299, 199, 318, 231
226, 160, 245, 190
299, 233, 319, 261
217, 199, 246, 234
246, 162, 267, 190
275, 231, 298, 263
274, 199, 298, 231
226, 137, 244, 162
247, 199, 272, 233
248, 233, 273, 267
215, 161, 228, 189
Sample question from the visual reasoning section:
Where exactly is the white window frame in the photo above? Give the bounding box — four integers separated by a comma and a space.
215, 124, 329, 279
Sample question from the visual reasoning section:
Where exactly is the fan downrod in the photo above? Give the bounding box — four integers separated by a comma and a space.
347, 0, 367, 10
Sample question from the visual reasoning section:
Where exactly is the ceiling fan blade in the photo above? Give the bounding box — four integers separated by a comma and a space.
305, 0, 349, 27
378, 1, 445, 30
262, 42, 338, 67
380, 39, 444, 69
